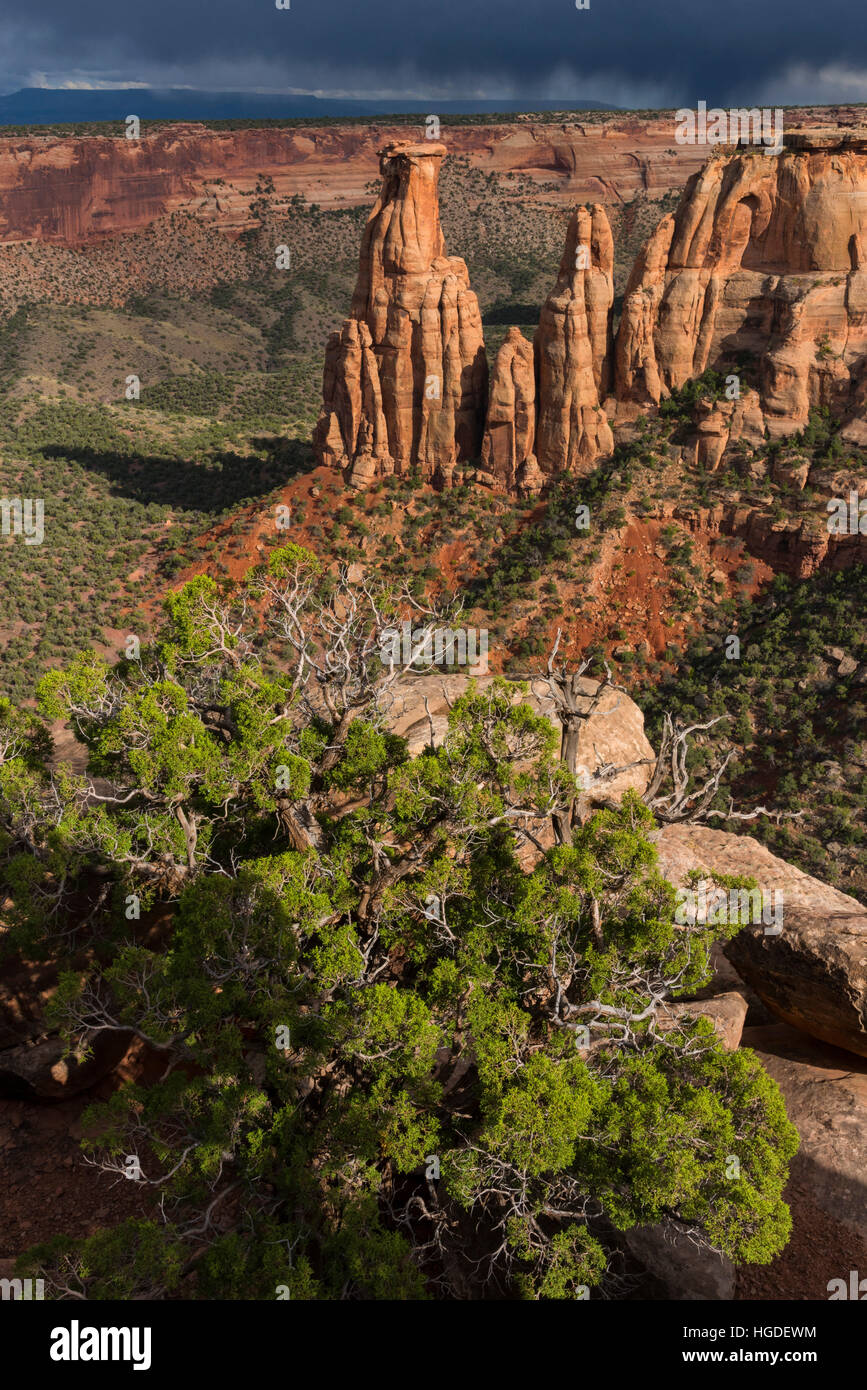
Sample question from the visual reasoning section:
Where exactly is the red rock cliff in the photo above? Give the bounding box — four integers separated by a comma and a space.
614, 129, 867, 443
0, 107, 856, 246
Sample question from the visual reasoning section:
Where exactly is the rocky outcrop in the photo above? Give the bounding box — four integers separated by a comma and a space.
683, 389, 766, 471
654, 823, 867, 1059
661, 496, 867, 579
614, 129, 867, 442
534, 203, 615, 475
316, 126, 867, 493
479, 203, 616, 485
658, 990, 749, 1052
314, 141, 487, 488
553, 673, 655, 805
380, 672, 655, 872
315, 319, 392, 487
317, 167, 621, 493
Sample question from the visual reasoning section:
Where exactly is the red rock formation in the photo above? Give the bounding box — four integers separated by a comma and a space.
315, 319, 392, 487
685, 389, 766, 470
614, 214, 674, 407
656, 823, 867, 1059
666, 496, 867, 579
614, 129, 867, 443
533, 203, 615, 475
479, 327, 536, 489
314, 141, 487, 487
479, 205, 618, 488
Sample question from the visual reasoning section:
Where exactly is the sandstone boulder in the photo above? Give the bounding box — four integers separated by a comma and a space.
654, 822, 867, 1059
0, 958, 56, 1052
623, 1219, 735, 1300
657, 990, 749, 1052
0, 1030, 135, 1100
381, 673, 654, 806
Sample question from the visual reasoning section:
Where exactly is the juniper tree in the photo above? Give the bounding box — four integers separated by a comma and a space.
0, 546, 798, 1300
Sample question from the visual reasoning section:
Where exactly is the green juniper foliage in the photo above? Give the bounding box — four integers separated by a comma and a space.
1, 547, 798, 1299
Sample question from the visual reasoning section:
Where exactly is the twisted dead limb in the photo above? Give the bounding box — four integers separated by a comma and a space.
642, 712, 805, 825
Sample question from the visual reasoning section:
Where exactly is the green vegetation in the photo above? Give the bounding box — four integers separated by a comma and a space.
638, 565, 867, 902
0, 398, 310, 700
4, 154, 862, 1303
2, 552, 798, 1299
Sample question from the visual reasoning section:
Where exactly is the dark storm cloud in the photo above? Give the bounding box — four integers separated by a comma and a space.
2, 0, 866, 105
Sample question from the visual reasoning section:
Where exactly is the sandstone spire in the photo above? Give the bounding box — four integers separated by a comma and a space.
480, 327, 536, 490
314, 141, 487, 487
533, 203, 615, 475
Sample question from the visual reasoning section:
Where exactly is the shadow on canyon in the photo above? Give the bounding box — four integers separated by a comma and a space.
37, 436, 315, 513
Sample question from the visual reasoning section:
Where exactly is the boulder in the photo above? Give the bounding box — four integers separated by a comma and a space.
654, 823, 867, 1059
515, 452, 544, 496
0, 1030, 135, 1100
623, 1218, 735, 1300
381, 673, 655, 807
0, 955, 134, 1099
657, 990, 749, 1052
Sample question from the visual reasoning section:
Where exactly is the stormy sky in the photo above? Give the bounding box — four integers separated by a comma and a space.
1, 0, 866, 108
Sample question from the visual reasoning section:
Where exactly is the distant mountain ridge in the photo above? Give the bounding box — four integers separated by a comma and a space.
0, 88, 617, 128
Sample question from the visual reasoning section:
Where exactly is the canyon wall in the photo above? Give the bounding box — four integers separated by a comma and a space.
0, 109, 855, 246
3, 113, 867, 494
0, 119, 698, 245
